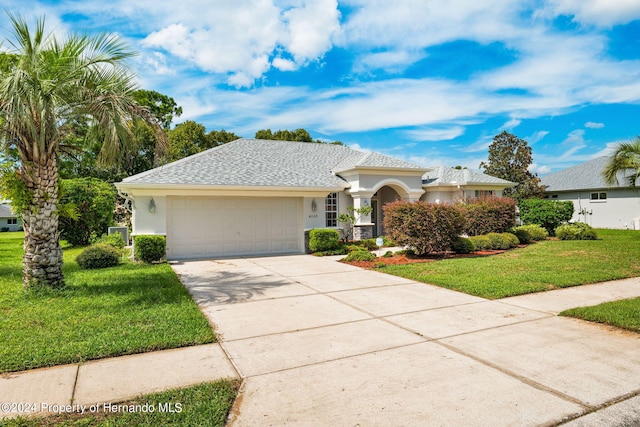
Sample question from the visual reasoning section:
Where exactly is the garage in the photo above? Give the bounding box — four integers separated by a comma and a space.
166, 196, 303, 259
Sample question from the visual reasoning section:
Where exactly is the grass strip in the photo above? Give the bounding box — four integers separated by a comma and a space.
560, 297, 640, 333
0, 380, 239, 427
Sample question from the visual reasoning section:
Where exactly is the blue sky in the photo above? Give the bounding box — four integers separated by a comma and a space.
2, 0, 640, 174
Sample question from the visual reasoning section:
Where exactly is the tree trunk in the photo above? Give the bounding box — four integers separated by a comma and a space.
22, 157, 65, 289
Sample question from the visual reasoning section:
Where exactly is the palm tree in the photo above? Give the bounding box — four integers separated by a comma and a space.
603, 138, 640, 186
0, 14, 166, 289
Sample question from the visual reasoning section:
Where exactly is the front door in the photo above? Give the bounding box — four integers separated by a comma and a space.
371, 199, 379, 237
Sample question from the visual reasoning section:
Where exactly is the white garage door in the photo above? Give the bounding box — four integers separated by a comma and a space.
167, 196, 303, 259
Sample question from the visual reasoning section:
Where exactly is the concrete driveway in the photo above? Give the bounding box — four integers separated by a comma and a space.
172, 255, 640, 426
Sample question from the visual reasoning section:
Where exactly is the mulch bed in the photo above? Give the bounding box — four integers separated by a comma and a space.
342, 250, 508, 268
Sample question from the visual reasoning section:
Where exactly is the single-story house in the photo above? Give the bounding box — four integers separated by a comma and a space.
541, 156, 640, 229
0, 202, 22, 232
116, 138, 514, 259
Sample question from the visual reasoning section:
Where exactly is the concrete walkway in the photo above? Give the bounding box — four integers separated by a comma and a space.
2, 254, 639, 426
172, 255, 640, 427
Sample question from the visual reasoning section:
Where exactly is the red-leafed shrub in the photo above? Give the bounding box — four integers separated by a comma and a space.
460, 196, 517, 236
383, 201, 465, 255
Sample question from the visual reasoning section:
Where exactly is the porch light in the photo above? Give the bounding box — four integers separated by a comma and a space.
311, 199, 317, 212
148, 197, 156, 213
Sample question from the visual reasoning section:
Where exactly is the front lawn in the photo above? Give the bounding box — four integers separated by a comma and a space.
379, 229, 640, 299
0, 232, 215, 373
560, 297, 640, 333
0, 380, 239, 427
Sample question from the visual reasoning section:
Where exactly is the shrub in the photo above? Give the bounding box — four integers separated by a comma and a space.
514, 224, 548, 241
76, 244, 120, 269
382, 250, 394, 258
356, 239, 379, 250
555, 222, 598, 240
504, 232, 520, 247
383, 201, 466, 255
134, 235, 166, 263
343, 250, 376, 262
59, 178, 117, 246
511, 227, 532, 244
95, 232, 126, 249
486, 233, 513, 250
460, 196, 517, 236
518, 199, 574, 235
346, 244, 368, 253
469, 235, 492, 251
309, 228, 341, 252
452, 236, 475, 254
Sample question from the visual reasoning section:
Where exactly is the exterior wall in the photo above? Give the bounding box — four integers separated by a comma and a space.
131, 195, 167, 235
547, 188, 640, 229
421, 187, 506, 204
0, 217, 22, 232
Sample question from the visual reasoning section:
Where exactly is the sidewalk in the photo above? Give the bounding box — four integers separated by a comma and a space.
0, 344, 238, 420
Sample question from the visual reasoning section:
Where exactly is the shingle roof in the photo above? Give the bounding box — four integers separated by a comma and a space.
422, 166, 515, 186
121, 138, 426, 188
0, 203, 17, 218
541, 156, 638, 191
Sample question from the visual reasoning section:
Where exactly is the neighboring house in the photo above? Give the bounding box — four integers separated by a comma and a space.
540, 156, 640, 229
422, 166, 516, 203
0, 202, 22, 232
116, 139, 514, 259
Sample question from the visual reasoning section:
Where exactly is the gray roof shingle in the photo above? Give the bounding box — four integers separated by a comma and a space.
0, 203, 17, 218
422, 166, 515, 186
541, 156, 638, 191
121, 138, 425, 188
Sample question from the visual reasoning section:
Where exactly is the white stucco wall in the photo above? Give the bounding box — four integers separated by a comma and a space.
131, 195, 167, 235
549, 189, 640, 229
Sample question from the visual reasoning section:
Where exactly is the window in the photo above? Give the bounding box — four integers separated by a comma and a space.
474, 190, 495, 198
590, 192, 607, 201
325, 193, 338, 227
7, 218, 17, 225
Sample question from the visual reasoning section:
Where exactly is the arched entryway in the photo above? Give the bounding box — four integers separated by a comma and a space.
371, 182, 410, 237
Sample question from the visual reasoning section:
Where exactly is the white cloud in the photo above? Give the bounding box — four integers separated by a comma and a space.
501, 118, 521, 130
526, 130, 549, 144
560, 129, 587, 159
405, 126, 465, 141
585, 121, 604, 129
529, 163, 552, 175
543, 0, 640, 27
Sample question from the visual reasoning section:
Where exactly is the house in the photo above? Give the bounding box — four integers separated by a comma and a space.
422, 166, 516, 203
540, 156, 640, 229
0, 202, 22, 232
116, 138, 514, 259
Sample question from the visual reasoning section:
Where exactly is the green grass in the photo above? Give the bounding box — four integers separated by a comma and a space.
0, 232, 215, 373
560, 297, 640, 333
0, 380, 239, 427
380, 229, 640, 299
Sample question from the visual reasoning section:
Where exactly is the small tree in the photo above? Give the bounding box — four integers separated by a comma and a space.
337, 206, 373, 241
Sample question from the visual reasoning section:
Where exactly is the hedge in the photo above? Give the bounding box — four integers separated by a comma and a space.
383, 201, 465, 255
460, 196, 517, 236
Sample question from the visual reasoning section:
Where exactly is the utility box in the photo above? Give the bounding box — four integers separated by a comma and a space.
108, 227, 129, 245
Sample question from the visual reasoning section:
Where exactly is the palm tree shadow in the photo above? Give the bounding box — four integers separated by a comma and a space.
174, 266, 295, 305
